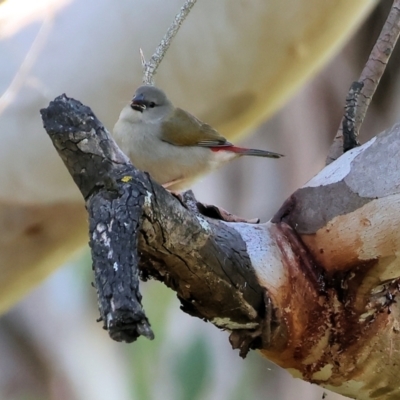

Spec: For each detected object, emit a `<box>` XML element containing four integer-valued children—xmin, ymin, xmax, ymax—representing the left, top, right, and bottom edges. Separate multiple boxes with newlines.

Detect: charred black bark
<box><xmin>41</xmin><ymin>95</ymin><xmax>154</xmax><ymax>342</ymax></box>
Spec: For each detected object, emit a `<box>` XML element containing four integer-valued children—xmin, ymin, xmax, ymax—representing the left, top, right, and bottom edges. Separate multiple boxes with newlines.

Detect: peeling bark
<box><xmin>270</xmin><ymin>124</ymin><xmax>400</xmax><ymax>399</ymax></box>
<box><xmin>41</xmin><ymin>95</ymin><xmax>400</xmax><ymax>400</ymax></box>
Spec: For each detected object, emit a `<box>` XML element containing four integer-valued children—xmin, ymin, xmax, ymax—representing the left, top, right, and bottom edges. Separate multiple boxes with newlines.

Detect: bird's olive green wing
<box><xmin>161</xmin><ymin>108</ymin><xmax>232</xmax><ymax>147</ymax></box>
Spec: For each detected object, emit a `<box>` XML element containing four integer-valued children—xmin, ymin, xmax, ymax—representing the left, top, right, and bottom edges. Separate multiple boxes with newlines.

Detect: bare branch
<box><xmin>142</xmin><ymin>0</ymin><xmax>197</xmax><ymax>85</ymax></box>
<box><xmin>139</xmin><ymin>48</ymin><xmax>146</xmax><ymax>70</ymax></box>
<box><xmin>327</xmin><ymin>0</ymin><xmax>400</xmax><ymax>164</ymax></box>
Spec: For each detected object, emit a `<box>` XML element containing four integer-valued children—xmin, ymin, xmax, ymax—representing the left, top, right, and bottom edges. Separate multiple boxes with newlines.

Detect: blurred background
<box><xmin>0</xmin><ymin>0</ymin><xmax>399</xmax><ymax>399</ymax></box>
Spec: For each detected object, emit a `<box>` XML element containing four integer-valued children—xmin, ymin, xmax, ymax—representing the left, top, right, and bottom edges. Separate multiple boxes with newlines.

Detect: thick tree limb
<box><xmin>40</xmin><ymin>95</ymin><xmax>267</xmax><ymax>347</ymax></box>
<box><xmin>41</xmin><ymin>96</ymin><xmax>154</xmax><ymax>342</ymax></box>
<box><xmin>41</xmin><ymin>95</ymin><xmax>400</xmax><ymax>400</ymax></box>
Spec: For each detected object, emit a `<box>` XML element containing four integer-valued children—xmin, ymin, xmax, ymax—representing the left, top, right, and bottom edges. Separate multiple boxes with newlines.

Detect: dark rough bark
<box><xmin>342</xmin><ymin>81</ymin><xmax>363</xmax><ymax>152</ymax></box>
<box><xmin>138</xmin><ymin>182</ymin><xmax>264</xmax><ymax>326</ymax></box>
<box><xmin>40</xmin><ymin>95</ymin><xmax>267</xmax><ymax>347</ymax></box>
<box><xmin>41</xmin><ymin>95</ymin><xmax>154</xmax><ymax>342</ymax></box>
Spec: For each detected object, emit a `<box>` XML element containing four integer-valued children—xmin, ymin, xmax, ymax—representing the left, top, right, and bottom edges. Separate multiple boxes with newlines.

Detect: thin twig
<box><xmin>326</xmin><ymin>0</ymin><xmax>400</xmax><ymax>164</ymax></box>
<box><xmin>139</xmin><ymin>48</ymin><xmax>146</xmax><ymax>70</ymax></box>
<box><xmin>142</xmin><ymin>0</ymin><xmax>197</xmax><ymax>85</ymax></box>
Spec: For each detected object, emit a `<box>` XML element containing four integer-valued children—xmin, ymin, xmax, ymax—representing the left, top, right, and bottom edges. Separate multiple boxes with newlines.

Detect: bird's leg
<box><xmin>162</xmin><ymin>178</ymin><xmax>185</xmax><ymax>189</ymax></box>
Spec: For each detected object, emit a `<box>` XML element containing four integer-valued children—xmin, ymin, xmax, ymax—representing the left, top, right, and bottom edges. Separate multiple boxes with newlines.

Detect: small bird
<box><xmin>113</xmin><ymin>85</ymin><xmax>283</xmax><ymax>191</ymax></box>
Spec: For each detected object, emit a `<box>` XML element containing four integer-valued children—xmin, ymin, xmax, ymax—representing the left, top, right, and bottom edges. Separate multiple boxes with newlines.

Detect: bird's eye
<box><xmin>149</xmin><ymin>102</ymin><xmax>156</xmax><ymax>108</ymax></box>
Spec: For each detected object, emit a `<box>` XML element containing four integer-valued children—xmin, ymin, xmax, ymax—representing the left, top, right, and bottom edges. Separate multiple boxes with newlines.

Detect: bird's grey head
<box><xmin>130</xmin><ymin>85</ymin><xmax>172</xmax><ymax>122</ymax></box>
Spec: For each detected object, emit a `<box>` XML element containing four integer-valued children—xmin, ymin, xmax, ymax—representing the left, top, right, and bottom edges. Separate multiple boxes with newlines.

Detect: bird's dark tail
<box><xmin>217</xmin><ymin>146</ymin><xmax>284</xmax><ymax>158</ymax></box>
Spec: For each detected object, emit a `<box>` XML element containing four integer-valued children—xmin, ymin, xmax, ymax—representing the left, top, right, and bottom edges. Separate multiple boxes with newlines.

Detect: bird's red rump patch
<box><xmin>210</xmin><ymin>146</ymin><xmax>243</xmax><ymax>153</ymax></box>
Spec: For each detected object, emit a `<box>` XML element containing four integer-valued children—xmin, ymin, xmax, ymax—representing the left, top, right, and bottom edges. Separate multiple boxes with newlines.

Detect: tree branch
<box><xmin>40</xmin><ymin>95</ymin><xmax>154</xmax><ymax>342</ymax></box>
<box><xmin>41</xmin><ymin>95</ymin><xmax>400</xmax><ymax>399</ymax></box>
<box><xmin>141</xmin><ymin>0</ymin><xmax>197</xmax><ymax>85</ymax></box>
<box><xmin>327</xmin><ymin>0</ymin><xmax>400</xmax><ymax>163</ymax></box>
<box><xmin>40</xmin><ymin>95</ymin><xmax>269</xmax><ymax>351</ymax></box>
